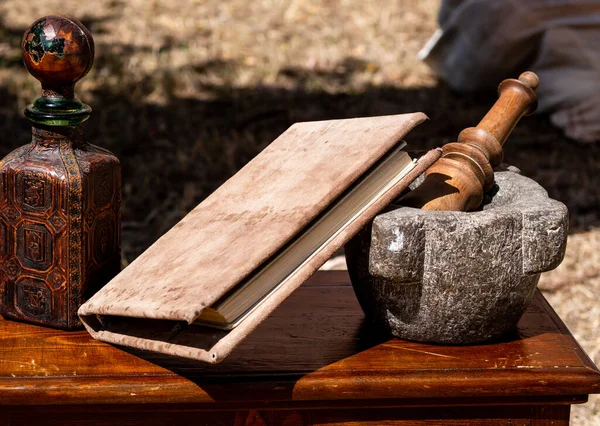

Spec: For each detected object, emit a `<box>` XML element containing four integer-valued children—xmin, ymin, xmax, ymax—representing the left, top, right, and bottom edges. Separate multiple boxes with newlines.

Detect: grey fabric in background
<box><xmin>420</xmin><ymin>0</ymin><xmax>600</xmax><ymax>142</ymax></box>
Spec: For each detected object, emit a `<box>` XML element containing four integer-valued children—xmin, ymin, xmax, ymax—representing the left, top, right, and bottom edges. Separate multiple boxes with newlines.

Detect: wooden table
<box><xmin>1</xmin><ymin>271</ymin><xmax>599</xmax><ymax>425</ymax></box>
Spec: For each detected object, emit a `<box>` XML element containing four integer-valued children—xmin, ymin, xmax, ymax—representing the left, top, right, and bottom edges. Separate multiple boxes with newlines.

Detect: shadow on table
<box><xmin>114</xmin><ymin>316</ymin><xmax>387</xmax><ymax>401</ymax></box>
<box><xmin>114</xmin><ymin>280</ymin><xmax>555</xmax><ymax>403</ymax></box>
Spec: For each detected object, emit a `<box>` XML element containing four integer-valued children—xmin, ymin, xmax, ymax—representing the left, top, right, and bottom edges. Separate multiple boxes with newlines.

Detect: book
<box><xmin>196</xmin><ymin>144</ymin><xmax>412</xmax><ymax>329</ymax></box>
<box><xmin>78</xmin><ymin>113</ymin><xmax>441</xmax><ymax>363</ymax></box>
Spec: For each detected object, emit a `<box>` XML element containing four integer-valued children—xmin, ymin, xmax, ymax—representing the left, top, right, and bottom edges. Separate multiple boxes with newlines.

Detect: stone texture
<box><xmin>345</xmin><ymin>169</ymin><xmax>568</xmax><ymax>344</ymax></box>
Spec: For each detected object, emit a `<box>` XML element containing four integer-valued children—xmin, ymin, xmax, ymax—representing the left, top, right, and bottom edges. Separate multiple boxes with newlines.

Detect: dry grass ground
<box><xmin>0</xmin><ymin>1</ymin><xmax>598</xmax><ymax>424</ymax></box>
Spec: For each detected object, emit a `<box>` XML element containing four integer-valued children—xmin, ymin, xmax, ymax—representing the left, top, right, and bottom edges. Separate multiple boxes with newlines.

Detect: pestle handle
<box><xmin>400</xmin><ymin>71</ymin><xmax>539</xmax><ymax>212</ymax></box>
<box><xmin>458</xmin><ymin>71</ymin><xmax>539</xmax><ymax>166</ymax></box>
<box><xmin>478</xmin><ymin>71</ymin><xmax>539</xmax><ymax>145</ymax></box>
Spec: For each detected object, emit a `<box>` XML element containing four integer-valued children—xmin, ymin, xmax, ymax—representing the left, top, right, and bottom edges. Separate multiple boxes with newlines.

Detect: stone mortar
<box><xmin>345</xmin><ymin>168</ymin><xmax>568</xmax><ymax>344</ymax></box>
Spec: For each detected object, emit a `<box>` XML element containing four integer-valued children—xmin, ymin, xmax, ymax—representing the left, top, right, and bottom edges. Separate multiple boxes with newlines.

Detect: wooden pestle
<box><xmin>400</xmin><ymin>71</ymin><xmax>539</xmax><ymax>212</ymax></box>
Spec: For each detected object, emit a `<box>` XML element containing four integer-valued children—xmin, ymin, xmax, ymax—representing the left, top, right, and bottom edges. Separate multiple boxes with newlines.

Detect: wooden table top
<box><xmin>1</xmin><ymin>270</ymin><xmax>599</xmax><ymax>408</ymax></box>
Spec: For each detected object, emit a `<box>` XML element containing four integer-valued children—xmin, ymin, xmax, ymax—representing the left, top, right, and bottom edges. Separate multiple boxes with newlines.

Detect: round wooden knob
<box><xmin>22</xmin><ymin>15</ymin><xmax>94</xmax><ymax>93</ymax></box>
<box><xmin>518</xmin><ymin>71</ymin><xmax>539</xmax><ymax>91</ymax></box>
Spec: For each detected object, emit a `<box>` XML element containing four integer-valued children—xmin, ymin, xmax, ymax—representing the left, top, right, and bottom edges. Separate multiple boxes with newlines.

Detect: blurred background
<box><xmin>0</xmin><ymin>1</ymin><xmax>598</xmax><ymax>424</ymax></box>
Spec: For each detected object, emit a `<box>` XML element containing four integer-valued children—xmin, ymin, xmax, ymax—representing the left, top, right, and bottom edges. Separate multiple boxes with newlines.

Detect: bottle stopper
<box><xmin>22</xmin><ymin>15</ymin><xmax>94</xmax><ymax>127</ymax></box>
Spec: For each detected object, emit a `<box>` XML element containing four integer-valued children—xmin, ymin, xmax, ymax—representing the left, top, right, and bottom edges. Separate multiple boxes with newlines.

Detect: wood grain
<box><xmin>1</xmin><ymin>271</ymin><xmax>598</xmax><ymax>424</ymax></box>
<box><xmin>1</xmin><ymin>271</ymin><xmax>599</xmax><ymax>408</ymax></box>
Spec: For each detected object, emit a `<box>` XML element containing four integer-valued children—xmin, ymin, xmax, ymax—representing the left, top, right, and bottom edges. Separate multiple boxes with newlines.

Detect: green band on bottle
<box><xmin>25</xmin><ymin>97</ymin><xmax>91</xmax><ymax>126</ymax></box>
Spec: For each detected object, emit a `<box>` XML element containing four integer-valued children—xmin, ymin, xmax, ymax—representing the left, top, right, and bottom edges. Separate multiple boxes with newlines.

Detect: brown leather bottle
<box><xmin>0</xmin><ymin>16</ymin><xmax>121</xmax><ymax>329</ymax></box>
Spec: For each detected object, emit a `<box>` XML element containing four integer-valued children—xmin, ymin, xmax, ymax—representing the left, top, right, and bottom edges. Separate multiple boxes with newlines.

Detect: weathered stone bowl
<box><xmin>345</xmin><ymin>168</ymin><xmax>568</xmax><ymax>344</ymax></box>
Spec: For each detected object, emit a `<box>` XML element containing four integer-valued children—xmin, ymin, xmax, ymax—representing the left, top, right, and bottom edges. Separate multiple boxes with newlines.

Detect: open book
<box><xmin>78</xmin><ymin>113</ymin><xmax>441</xmax><ymax>363</ymax></box>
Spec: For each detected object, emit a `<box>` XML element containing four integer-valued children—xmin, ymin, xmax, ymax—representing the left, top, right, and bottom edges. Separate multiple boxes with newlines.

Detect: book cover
<box><xmin>78</xmin><ymin>113</ymin><xmax>440</xmax><ymax>363</ymax></box>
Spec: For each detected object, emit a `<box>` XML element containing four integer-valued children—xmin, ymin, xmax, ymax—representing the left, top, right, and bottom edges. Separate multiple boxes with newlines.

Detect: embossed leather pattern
<box><xmin>0</xmin><ymin>128</ymin><xmax>121</xmax><ymax>329</ymax></box>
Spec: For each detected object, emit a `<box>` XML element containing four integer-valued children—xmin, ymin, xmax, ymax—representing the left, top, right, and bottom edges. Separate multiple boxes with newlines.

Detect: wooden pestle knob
<box><xmin>400</xmin><ymin>72</ymin><xmax>539</xmax><ymax>212</ymax></box>
<box><xmin>22</xmin><ymin>16</ymin><xmax>94</xmax><ymax>126</ymax></box>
